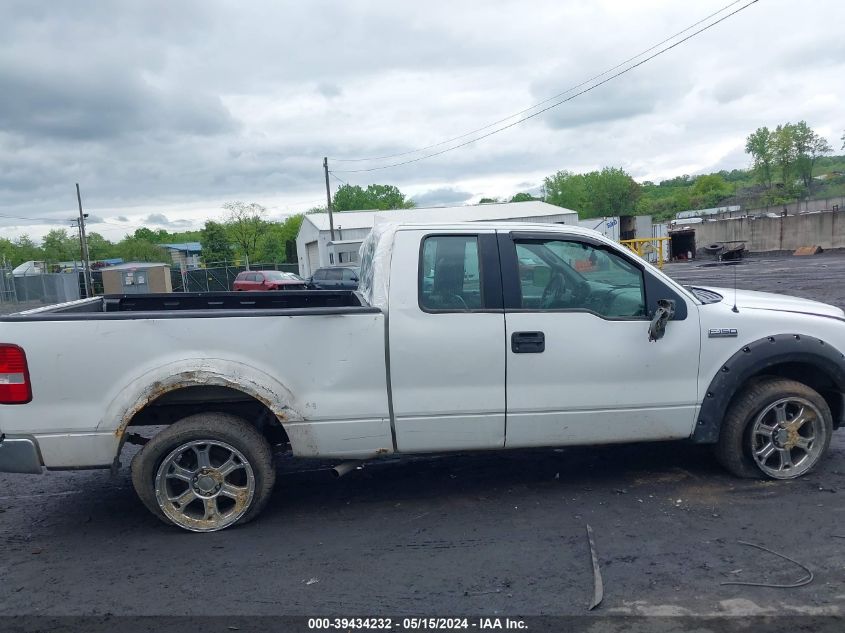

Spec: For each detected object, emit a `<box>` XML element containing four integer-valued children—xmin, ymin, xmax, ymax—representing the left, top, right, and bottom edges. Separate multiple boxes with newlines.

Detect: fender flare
<box><xmin>100</xmin><ymin>358</ymin><xmax>303</xmax><ymax>441</ymax></box>
<box><xmin>692</xmin><ymin>333</ymin><xmax>845</xmax><ymax>443</ymax></box>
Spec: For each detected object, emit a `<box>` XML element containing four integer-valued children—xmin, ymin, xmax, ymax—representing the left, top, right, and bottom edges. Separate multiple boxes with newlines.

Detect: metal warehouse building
<box><xmin>295</xmin><ymin>200</ymin><xmax>579</xmax><ymax>278</ymax></box>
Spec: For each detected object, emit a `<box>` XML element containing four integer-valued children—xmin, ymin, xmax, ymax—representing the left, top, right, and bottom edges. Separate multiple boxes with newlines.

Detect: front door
<box><xmin>500</xmin><ymin>231</ymin><xmax>701</xmax><ymax>447</ymax></box>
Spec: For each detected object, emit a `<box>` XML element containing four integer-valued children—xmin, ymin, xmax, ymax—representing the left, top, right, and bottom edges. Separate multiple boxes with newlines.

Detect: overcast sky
<box><xmin>1</xmin><ymin>0</ymin><xmax>843</xmax><ymax>241</ymax></box>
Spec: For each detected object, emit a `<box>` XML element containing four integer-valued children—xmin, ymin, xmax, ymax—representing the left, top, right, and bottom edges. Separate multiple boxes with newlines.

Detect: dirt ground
<box><xmin>1</xmin><ymin>252</ymin><xmax>844</xmax><ymax>622</ymax></box>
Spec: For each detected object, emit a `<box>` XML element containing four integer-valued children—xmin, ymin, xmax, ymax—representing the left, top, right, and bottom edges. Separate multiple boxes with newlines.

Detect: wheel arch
<box><xmin>692</xmin><ymin>333</ymin><xmax>845</xmax><ymax>443</ymax></box>
<box><xmin>101</xmin><ymin>359</ymin><xmax>303</xmax><ymax>456</ymax></box>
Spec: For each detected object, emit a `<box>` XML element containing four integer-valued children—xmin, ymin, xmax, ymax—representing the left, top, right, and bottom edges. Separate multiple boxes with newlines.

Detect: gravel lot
<box><xmin>1</xmin><ymin>253</ymin><xmax>844</xmax><ymax>621</ymax></box>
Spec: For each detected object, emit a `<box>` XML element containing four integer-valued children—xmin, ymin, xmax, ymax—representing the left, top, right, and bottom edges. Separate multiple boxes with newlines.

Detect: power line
<box><xmin>331</xmin><ymin>0</ymin><xmax>759</xmax><ymax>174</ymax></box>
<box><xmin>0</xmin><ymin>212</ymin><xmax>68</xmax><ymax>223</ymax></box>
<box><xmin>330</xmin><ymin>0</ymin><xmax>745</xmax><ymax>164</ymax></box>
<box><xmin>328</xmin><ymin>171</ymin><xmax>348</xmax><ymax>185</ymax></box>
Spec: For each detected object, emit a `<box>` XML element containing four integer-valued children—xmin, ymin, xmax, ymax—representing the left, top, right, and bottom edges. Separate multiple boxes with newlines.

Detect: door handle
<box><xmin>511</xmin><ymin>331</ymin><xmax>545</xmax><ymax>353</ymax></box>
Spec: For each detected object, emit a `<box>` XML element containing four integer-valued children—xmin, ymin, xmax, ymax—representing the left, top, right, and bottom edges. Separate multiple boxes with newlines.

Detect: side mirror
<box><xmin>648</xmin><ymin>299</ymin><xmax>676</xmax><ymax>342</ymax></box>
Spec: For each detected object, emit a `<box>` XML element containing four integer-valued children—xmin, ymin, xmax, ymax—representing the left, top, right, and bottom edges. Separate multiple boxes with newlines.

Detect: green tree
<box><xmin>691</xmin><ymin>174</ymin><xmax>731</xmax><ymax>207</ymax></box>
<box><xmin>543</xmin><ymin>170</ymin><xmax>588</xmax><ymax>212</ymax></box>
<box><xmin>254</xmin><ymin>214</ymin><xmax>304</xmax><ymax>263</ymax></box>
<box><xmin>114</xmin><ymin>237</ymin><xmax>168</xmax><ymax>263</ymax></box>
<box><xmin>745</xmin><ymin>126</ymin><xmax>775</xmax><ymax>188</ymax></box>
<box><xmin>0</xmin><ymin>237</ymin><xmax>19</xmax><ymax>266</ymax></box>
<box><xmin>133</xmin><ymin>227</ymin><xmax>166</xmax><ymax>242</ymax></box>
<box><xmin>12</xmin><ymin>235</ymin><xmax>43</xmax><ymax>265</ymax></box>
<box><xmin>223</xmin><ymin>201</ymin><xmax>267</xmax><ymax>261</ymax></box>
<box><xmin>41</xmin><ymin>229</ymin><xmax>77</xmax><ymax>263</ymax></box>
<box><xmin>86</xmin><ymin>232</ymin><xmax>115</xmax><ymax>261</ymax></box>
<box><xmin>509</xmin><ymin>192</ymin><xmax>537</xmax><ymax>202</ymax></box>
<box><xmin>772</xmin><ymin>123</ymin><xmax>797</xmax><ymax>188</ymax></box>
<box><xmin>478</xmin><ymin>197</ymin><xmax>500</xmax><ymax>204</ymax></box>
<box><xmin>581</xmin><ymin>167</ymin><xmax>641</xmax><ymax>218</ymax></box>
<box><xmin>333</xmin><ymin>184</ymin><xmax>415</xmax><ymax>211</ymax></box>
<box><xmin>200</xmin><ymin>220</ymin><xmax>234</xmax><ymax>264</ymax></box>
<box><xmin>791</xmin><ymin>121</ymin><xmax>832</xmax><ymax>190</ymax></box>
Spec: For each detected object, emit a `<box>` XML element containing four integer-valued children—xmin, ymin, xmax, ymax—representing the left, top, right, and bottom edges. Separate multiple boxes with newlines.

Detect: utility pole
<box><xmin>323</xmin><ymin>156</ymin><xmax>335</xmax><ymax>241</ymax></box>
<box><xmin>75</xmin><ymin>183</ymin><xmax>93</xmax><ymax>297</ymax></box>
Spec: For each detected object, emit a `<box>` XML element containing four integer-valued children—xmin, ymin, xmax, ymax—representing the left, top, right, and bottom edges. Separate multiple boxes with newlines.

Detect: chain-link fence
<box><xmin>171</xmin><ymin>262</ymin><xmax>299</xmax><ymax>293</ymax></box>
<box><xmin>0</xmin><ymin>260</ymin><xmax>300</xmax><ymax>309</ymax></box>
<box><xmin>3</xmin><ymin>272</ymin><xmax>81</xmax><ymax>305</ymax></box>
<box><xmin>0</xmin><ymin>265</ymin><xmax>18</xmax><ymax>304</ymax></box>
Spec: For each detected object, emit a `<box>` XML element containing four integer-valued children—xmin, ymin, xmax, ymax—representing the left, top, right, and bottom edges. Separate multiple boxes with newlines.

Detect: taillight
<box><xmin>0</xmin><ymin>344</ymin><xmax>32</xmax><ymax>404</ymax></box>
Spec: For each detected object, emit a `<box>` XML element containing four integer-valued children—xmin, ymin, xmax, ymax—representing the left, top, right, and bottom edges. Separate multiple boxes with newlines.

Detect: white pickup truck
<box><xmin>2</xmin><ymin>222</ymin><xmax>844</xmax><ymax>531</ymax></box>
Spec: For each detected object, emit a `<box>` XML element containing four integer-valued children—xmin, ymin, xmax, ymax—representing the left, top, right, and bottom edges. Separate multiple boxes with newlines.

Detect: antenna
<box><xmin>731</xmin><ymin>263</ymin><xmax>739</xmax><ymax>313</ymax></box>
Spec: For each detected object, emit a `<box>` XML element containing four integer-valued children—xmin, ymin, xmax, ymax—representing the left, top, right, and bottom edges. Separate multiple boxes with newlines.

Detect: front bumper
<box><xmin>0</xmin><ymin>435</ymin><xmax>43</xmax><ymax>474</ymax></box>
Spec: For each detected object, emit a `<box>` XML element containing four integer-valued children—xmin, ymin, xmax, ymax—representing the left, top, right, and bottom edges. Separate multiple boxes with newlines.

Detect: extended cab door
<box><xmin>499</xmin><ymin>231</ymin><xmax>701</xmax><ymax>447</ymax></box>
<box><xmin>388</xmin><ymin>229</ymin><xmax>506</xmax><ymax>452</ymax></box>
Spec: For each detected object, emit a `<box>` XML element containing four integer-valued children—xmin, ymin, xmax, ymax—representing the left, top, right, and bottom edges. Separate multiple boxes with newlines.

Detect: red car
<box><xmin>232</xmin><ymin>270</ymin><xmax>306</xmax><ymax>291</ymax></box>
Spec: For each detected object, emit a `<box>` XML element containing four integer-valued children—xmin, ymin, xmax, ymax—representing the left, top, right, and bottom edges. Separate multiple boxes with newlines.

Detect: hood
<box><xmin>697</xmin><ymin>286</ymin><xmax>845</xmax><ymax>320</ymax></box>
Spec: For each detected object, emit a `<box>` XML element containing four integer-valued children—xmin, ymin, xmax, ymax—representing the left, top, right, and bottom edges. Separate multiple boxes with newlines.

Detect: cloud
<box><xmin>411</xmin><ymin>187</ymin><xmax>474</xmax><ymax>207</ymax></box>
<box><xmin>0</xmin><ymin>0</ymin><xmax>843</xmax><ymax>240</ymax></box>
<box><xmin>316</xmin><ymin>82</ymin><xmax>342</xmax><ymax>99</ymax></box>
<box><xmin>144</xmin><ymin>213</ymin><xmax>192</xmax><ymax>228</ymax></box>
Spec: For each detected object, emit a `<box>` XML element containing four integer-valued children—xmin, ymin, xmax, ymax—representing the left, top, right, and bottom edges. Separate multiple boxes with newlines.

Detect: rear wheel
<box><xmin>715</xmin><ymin>377</ymin><xmax>832</xmax><ymax>479</ymax></box>
<box><xmin>130</xmin><ymin>413</ymin><xmax>275</xmax><ymax>532</ymax></box>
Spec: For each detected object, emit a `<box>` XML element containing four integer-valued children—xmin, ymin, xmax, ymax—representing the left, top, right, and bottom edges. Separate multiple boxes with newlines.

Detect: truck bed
<box><xmin>0</xmin><ymin>290</ymin><xmax>377</xmax><ymax>321</ymax></box>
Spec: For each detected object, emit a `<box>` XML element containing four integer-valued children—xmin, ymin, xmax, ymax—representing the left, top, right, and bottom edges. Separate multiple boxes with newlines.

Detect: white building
<box><xmin>295</xmin><ymin>201</ymin><xmax>579</xmax><ymax>277</ymax></box>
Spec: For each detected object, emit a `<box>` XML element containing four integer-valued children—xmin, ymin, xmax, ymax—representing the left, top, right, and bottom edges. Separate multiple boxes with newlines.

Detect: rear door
<box><xmin>388</xmin><ymin>229</ymin><xmax>506</xmax><ymax>452</ymax></box>
<box><xmin>499</xmin><ymin>230</ymin><xmax>701</xmax><ymax>447</ymax></box>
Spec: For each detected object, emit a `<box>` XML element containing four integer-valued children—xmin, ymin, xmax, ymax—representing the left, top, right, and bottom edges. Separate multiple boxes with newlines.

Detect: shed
<box><xmin>102</xmin><ymin>262</ymin><xmax>173</xmax><ymax>294</ymax></box>
<box><xmin>161</xmin><ymin>242</ymin><xmax>202</xmax><ymax>270</ymax></box>
<box><xmin>295</xmin><ymin>201</ymin><xmax>579</xmax><ymax>278</ymax></box>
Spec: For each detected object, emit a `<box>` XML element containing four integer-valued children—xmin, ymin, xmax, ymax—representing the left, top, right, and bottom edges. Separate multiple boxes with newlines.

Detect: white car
<box><xmin>1</xmin><ymin>222</ymin><xmax>843</xmax><ymax>531</ymax></box>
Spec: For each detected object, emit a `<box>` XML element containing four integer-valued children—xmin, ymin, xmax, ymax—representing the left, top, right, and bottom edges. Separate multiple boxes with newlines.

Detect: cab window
<box><xmin>514</xmin><ymin>239</ymin><xmax>646</xmax><ymax>318</ymax></box>
<box><xmin>419</xmin><ymin>236</ymin><xmax>482</xmax><ymax>311</ymax></box>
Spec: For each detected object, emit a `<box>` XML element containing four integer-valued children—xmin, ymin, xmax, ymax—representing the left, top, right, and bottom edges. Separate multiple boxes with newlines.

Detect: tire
<box><xmin>130</xmin><ymin>413</ymin><xmax>275</xmax><ymax>532</ymax></box>
<box><xmin>715</xmin><ymin>377</ymin><xmax>833</xmax><ymax>479</ymax></box>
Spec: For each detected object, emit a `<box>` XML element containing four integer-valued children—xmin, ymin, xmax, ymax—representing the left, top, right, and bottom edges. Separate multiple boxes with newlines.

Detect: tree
<box><xmin>691</xmin><ymin>174</ymin><xmax>731</xmax><ymax>207</ymax></box>
<box><xmin>41</xmin><ymin>229</ymin><xmax>77</xmax><ymax>263</ymax></box>
<box><xmin>509</xmin><ymin>192</ymin><xmax>538</xmax><ymax>202</ymax></box>
<box><xmin>223</xmin><ymin>201</ymin><xmax>267</xmax><ymax>262</ymax></box>
<box><xmin>543</xmin><ymin>170</ymin><xmax>588</xmax><ymax>213</ymax></box>
<box><xmin>772</xmin><ymin>124</ymin><xmax>798</xmax><ymax>188</ymax></box>
<box><xmin>478</xmin><ymin>197</ymin><xmax>500</xmax><ymax>204</ymax></box>
<box><xmin>133</xmin><ymin>227</ymin><xmax>166</xmax><ymax>243</ymax></box>
<box><xmin>200</xmin><ymin>220</ymin><xmax>233</xmax><ymax>264</ymax></box>
<box><xmin>86</xmin><ymin>232</ymin><xmax>115</xmax><ymax>261</ymax></box>
<box><xmin>745</xmin><ymin>127</ymin><xmax>775</xmax><ymax>188</ymax></box>
<box><xmin>333</xmin><ymin>184</ymin><xmax>414</xmax><ymax>211</ymax></box>
<box><xmin>114</xmin><ymin>236</ymin><xmax>168</xmax><ymax>262</ymax></box>
<box><xmin>251</xmin><ymin>214</ymin><xmax>304</xmax><ymax>263</ymax></box>
<box><xmin>581</xmin><ymin>167</ymin><xmax>641</xmax><ymax>218</ymax></box>
<box><xmin>791</xmin><ymin>121</ymin><xmax>831</xmax><ymax>190</ymax></box>
<box><xmin>13</xmin><ymin>235</ymin><xmax>41</xmax><ymax>265</ymax></box>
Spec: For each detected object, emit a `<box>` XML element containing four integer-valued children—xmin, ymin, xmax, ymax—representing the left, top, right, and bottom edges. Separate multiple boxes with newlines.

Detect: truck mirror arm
<box><xmin>648</xmin><ymin>299</ymin><xmax>676</xmax><ymax>342</ymax></box>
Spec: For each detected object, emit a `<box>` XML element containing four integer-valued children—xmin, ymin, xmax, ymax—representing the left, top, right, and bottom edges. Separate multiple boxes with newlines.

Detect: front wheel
<box><xmin>715</xmin><ymin>377</ymin><xmax>833</xmax><ymax>479</ymax></box>
<box><xmin>130</xmin><ymin>413</ymin><xmax>276</xmax><ymax>532</ymax></box>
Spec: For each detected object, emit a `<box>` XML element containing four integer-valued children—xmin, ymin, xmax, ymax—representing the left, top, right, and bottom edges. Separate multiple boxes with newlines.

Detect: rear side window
<box><xmin>419</xmin><ymin>235</ymin><xmax>482</xmax><ymax>312</ymax></box>
<box><xmin>313</xmin><ymin>270</ymin><xmax>326</xmax><ymax>280</ymax></box>
<box><xmin>327</xmin><ymin>269</ymin><xmax>343</xmax><ymax>280</ymax></box>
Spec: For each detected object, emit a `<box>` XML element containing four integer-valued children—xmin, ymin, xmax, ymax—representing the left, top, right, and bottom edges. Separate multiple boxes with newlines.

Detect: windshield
<box><xmin>262</xmin><ymin>271</ymin><xmax>299</xmax><ymax>281</ymax></box>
